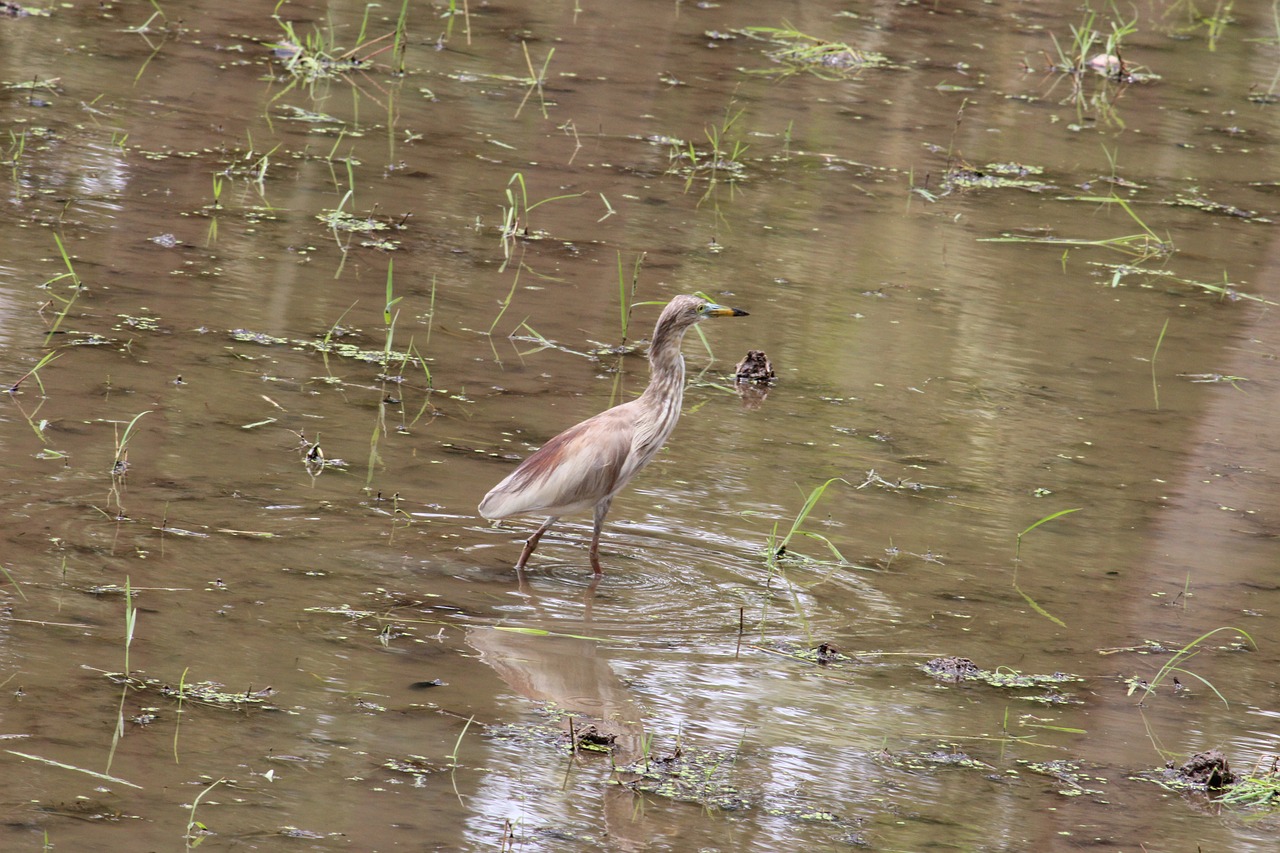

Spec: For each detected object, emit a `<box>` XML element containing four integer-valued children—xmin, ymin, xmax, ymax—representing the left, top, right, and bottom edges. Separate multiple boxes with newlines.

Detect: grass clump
<box><xmin>982</xmin><ymin>194</ymin><xmax>1172</xmax><ymax>262</ymax></box>
<box><xmin>1219</xmin><ymin>757</ymin><xmax>1280</xmax><ymax>807</ymax></box>
<box><xmin>619</xmin><ymin>739</ymin><xmax>747</xmax><ymax>811</ymax></box>
<box><xmin>741</xmin><ymin>24</ymin><xmax>890</xmax><ymax>79</ymax></box>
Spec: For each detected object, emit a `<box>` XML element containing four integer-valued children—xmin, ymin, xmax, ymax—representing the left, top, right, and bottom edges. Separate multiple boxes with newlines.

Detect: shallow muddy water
<box><xmin>2</xmin><ymin>0</ymin><xmax>1280</xmax><ymax>850</ymax></box>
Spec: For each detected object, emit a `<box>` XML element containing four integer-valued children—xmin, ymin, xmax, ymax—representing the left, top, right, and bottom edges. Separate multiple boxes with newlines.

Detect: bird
<box><xmin>479</xmin><ymin>294</ymin><xmax>749</xmax><ymax>575</ymax></box>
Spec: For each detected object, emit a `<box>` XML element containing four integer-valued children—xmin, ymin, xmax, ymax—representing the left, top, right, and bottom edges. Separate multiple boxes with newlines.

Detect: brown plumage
<box><xmin>479</xmin><ymin>294</ymin><xmax>748</xmax><ymax>574</ymax></box>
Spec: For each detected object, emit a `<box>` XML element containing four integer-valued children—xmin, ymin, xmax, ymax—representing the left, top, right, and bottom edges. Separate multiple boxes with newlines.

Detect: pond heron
<box><xmin>479</xmin><ymin>294</ymin><xmax>749</xmax><ymax>574</ymax></box>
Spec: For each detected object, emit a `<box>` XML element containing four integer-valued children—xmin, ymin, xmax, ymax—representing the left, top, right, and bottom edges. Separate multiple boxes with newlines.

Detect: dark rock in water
<box><xmin>734</xmin><ymin>349</ymin><xmax>775</xmax><ymax>384</ymax></box>
<box><xmin>1</xmin><ymin>2</ymin><xmax>28</xmax><ymax>17</ymax></box>
<box><xmin>1172</xmin><ymin>749</ymin><xmax>1235</xmax><ymax>788</ymax></box>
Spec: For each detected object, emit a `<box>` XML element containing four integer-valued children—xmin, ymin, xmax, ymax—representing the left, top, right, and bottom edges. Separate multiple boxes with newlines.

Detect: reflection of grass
<box><xmin>1164</xmin><ymin>0</ymin><xmax>1234</xmax><ymax>51</ymax></box>
<box><xmin>3</xmin><ymin>127</ymin><xmax>26</xmax><ymax>182</ymax></box>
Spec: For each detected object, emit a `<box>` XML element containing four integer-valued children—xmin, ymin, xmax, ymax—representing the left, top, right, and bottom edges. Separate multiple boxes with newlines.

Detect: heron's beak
<box><xmin>701</xmin><ymin>303</ymin><xmax>749</xmax><ymax>318</ymax></box>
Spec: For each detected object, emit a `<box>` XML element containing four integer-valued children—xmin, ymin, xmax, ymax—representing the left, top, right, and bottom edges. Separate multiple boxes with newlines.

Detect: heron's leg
<box><xmin>589</xmin><ymin>498</ymin><xmax>613</xmax><ymax>575</ymax></box>
<box><xmin>516</xmin><ymin>516</ymin><xmax>558</xmax><ymax>570</ymax></box>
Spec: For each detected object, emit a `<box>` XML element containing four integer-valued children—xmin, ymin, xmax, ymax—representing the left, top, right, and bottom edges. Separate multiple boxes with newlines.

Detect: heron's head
<box><xmin>662</xmin><ymin>294</ymin><xmax>749</xmax><ymax>329</ymax></box>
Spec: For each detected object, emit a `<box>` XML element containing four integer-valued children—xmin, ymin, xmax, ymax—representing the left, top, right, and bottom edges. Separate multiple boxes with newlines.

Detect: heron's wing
<box><xmin>478</xmin><ymin>404</ymin><xmax>638</xmax><ymax>519</ymax></box>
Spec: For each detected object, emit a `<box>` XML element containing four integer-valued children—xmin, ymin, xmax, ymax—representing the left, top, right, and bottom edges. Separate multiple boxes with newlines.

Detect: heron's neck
<box><xmin>639</xmin><ymin>324</ymin><xmax>688</xmax><ymax>404</ymax></box>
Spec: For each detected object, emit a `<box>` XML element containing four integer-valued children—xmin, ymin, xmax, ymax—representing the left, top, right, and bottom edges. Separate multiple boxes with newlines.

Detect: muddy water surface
<box><xmin>2</xmin><ymin>1</ymin><xmax>1280</xmax><ymax>850</ymax></box>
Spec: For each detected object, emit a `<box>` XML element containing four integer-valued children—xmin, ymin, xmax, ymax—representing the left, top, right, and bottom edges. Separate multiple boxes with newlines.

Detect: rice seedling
<box><xmin>206</xmin><ymin>173</ymin><xmax>222</xmax><ymax>244</ymax></box>
<box><xmin>447</xmin><ymin>715</ymin><xmax>475</xmax><ymax>767</ymax></box>
<box><xmin>1046</xmin><ymin>7</ymin><xmax>1102</xmax><ymax>76</ymax></box>
<box><xmin>1034</xmin><ymin>5</ymin><xmax>1155</xmax><ymax>127</ymax></box>
<box><xmin>127</xmin><ymin>0</ymin><xmax>166</xmax><ymax>33</ymax></box>
<box><xmin>1012</xmin><ymin>508</ymin><xmax>1081</xmax><ymax>627</ymax></box>
<box><xmin>0</xmin><ymin>563</ymin><xmax>26</xmax><ymax>601</ymax></box>
<box><xmin>41</xmin><ymin>233</ymin><xmax>85</xmax><ymax>342</ymax></box>
<box><xmin>185</xmin><ymin>777</ymin><xmax>224</xmax><ymax>849</ymax></box>
<box><xmin>440</xmin><ymin>0</ymin><xmax>471</xmax><ymax>46</ymax></box>
<box><xmin>497</xmin><ymin>172</ymin><xmax>583</xmax><ymax>262</ymax></box>
<box><xmin>111</xmin><ymin>410</ymin><xmax>154</xmax><ymax>481</ymax></box>
<box><xmin>391</xmin><ymin>0</ymin><xmax>411</xmax><ymax>74</ymax></box>
<box><xmin>105</xmin><ymin>577</ymin><xmax>138</xmax><ymax>774</ymax></box>
<box><xmin>1130</xmin><ymin>626</ymin><xmax>1256</xmax><ymax>707</ymax></box>
<box><xmin>172</xmin><ymin>666</ymin><xmax>189</xmax><ymax>763</ymax></box>
<box><xmin>3</xmin><ymin>127</ymin><xmax>26</xmax><ymax>182</ymax></box>
<box><xmin>423</xmin><ymin>274</ymin><xmax>437</xmax><ymax>347</ymax></box>
<box><xmin>318</xmin><ymin>301</ymin><xmax>358</xmax><ymax>378</ymax></box>
<box><xmin>7</xmin><ymin>349</ymin><xmax>60</xmax><ymax>397</ymax></box>
<box><xmin>129</xmin><ymin>24</ymin><xmax>175</xmax><ymax>85</ymax></box>
<box><xmin>1150</xmin><ymin>318</ymin><xmax>1169</xmax><ymax>409</ymax></box>
<box><xmin>981</xmin><ymin>193</ymin><xmax>1172</xmax><ymax>262</ymax></box>
<box><xmin>508</xmin><ymin>321</ymin><xmax>571</xmax><ymax>359</ymax></box>
<box><xmin>560</xmin><ymin>119</ymin><xmax>584</xmax><ymax>166</ymax></box>
<box><xmin>365</xmin><ymin>260</ymin><xmax>407</xmax><ymax>486</ymax></box>
<box><xmin>489</xmin><ymin>258</ymin><xmax>524</xmax><ymax>335</ymax></box>
<box><xmin>382</xmin><ymin>259</ymin><xmax>403</xmax><ymax>333</ymax></box>
<box><xmin>122</xmin><ymin>577</ymin><xmax>137</xmax><ymax>677</ymax></box>
<box><xmin>767</xmin><ymin>477</ymin><xmax>850</xmax><ymax>564</ymax></box>
<box><xmin>666</xmin><ymin>101</ymin><xmax>750</xmax><ymax>198</ymax></box>
<box><xmin>268</xmin><ymin>11</ymin><xmax>370</xmax><ymax>83</ymax></box>
<box><xmin>514</xmin><ymin>41</ymin><xmax>555</xmax><ymax>119</ymax></box>
<box><xmin>1014</xmin><ymin>508</ymin><xmax>1081</xmax><ymax>563</ymax></box>
<box><xmin>615</xmin><ymin>251</ymin><xmax>643</xmax><ymax>347</ymax></box>
<box><xmin>596</xmin><ymin>191</ymin><xmax>615</xmax><ymax>222</ymax></box>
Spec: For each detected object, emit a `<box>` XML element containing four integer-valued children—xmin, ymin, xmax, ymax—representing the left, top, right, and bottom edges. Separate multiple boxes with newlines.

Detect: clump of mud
<box><xmin>734</xmin><ymin>350</ymin><xmax>775</xmax><ymax>384</ymax></box>
<box><xmin>923</xmin><ymin>656</ymin><xmax>981</xmax><ymax>681</ymax></box>
<box><xmin>1170</xmin><ymin>750</ymin><xmax>1235</xmax><ymax>789</ymax></box>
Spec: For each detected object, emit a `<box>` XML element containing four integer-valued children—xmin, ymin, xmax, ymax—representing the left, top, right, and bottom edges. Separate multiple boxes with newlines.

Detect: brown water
<box><xmin>2</xmin><ymin>0</ymin><xmax>1279</xmax><ymax>850</ymax></box>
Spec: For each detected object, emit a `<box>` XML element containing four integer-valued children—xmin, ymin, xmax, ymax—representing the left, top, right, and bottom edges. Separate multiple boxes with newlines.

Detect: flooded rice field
<box><xmin>2</xmin><ymin>0</ymin><xmax>1280</xmax><ymax>849</ymax></box>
